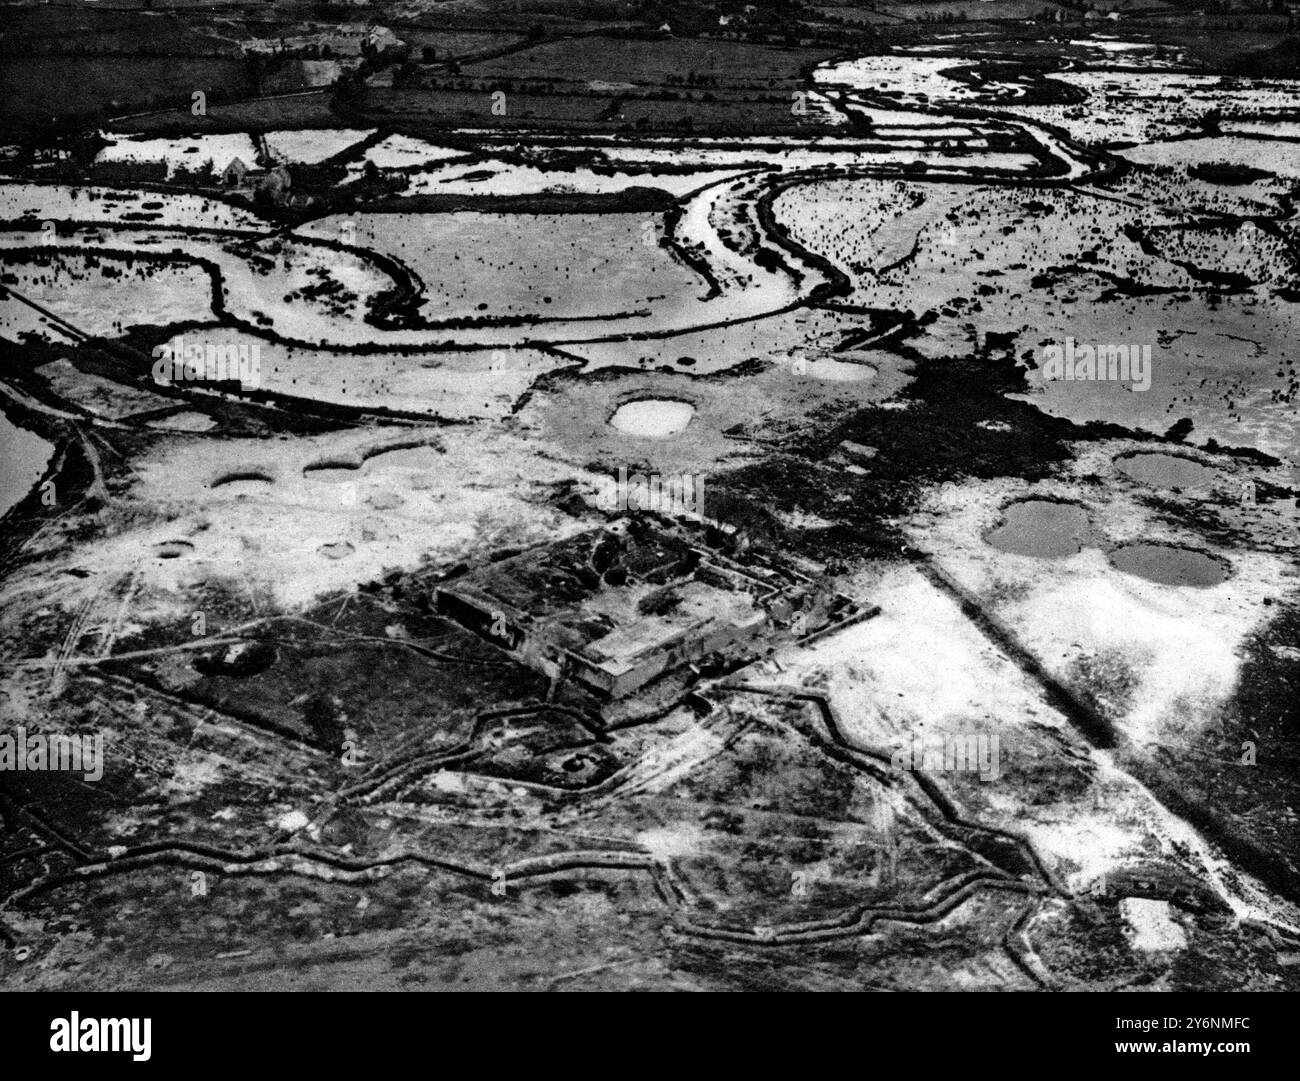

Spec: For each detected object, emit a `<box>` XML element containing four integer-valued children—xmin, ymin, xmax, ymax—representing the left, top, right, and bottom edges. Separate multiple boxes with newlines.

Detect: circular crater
<box><xmin>148</xmin><ymin>411</ymin><xmax>215</xmax><ymax>433</ymax></box>
<box><xmin>984</xmin><ymin>499</ymin><xmax>1092</xmax><ymax>558</ymax></box>
<box><xmin>318</xmin><ymin>541</ymin><xmax>355</xmax><ymax>560</ymax></box>
<box><xmin>798</xmin><ymin>356</ymin><xmax>877</xmax><ymax>383</ymax></box>
<box><xmin>609</xmin><ymin>398</ymin><xmax>695</xmax><ymax>438</ymax></box>
<box><xmin>1109</xmin><ymin>543</ymin><xmax>1229</xmax><ymax>588</ymax></box>
<box><xmin>535</xmin><ymin>745</ymin><xmax>620</xmax><ymax>790</ymax></box>
<box><xmin>362</xmin><ymin>444</ymin><xmax>442</xmax><ymax>472</ymax></box>
<box><xmin>303</xmin><ymin>463</ymin><xmax>359</xmax><ymax>483</ymax></box>
<box><xmin>1116</xmin><ymin>452</ymin><xmax>1215</xmax><ymax>491</ymax></box>
<box><xmin>153</xmin><ymin>540</ymin><xmax>194</xmax><ymax>560</ymax></box>
<box><xmin>210</xmin><ymin>471</ymin><xmax>273</xmax><ymax>497</ymax></box>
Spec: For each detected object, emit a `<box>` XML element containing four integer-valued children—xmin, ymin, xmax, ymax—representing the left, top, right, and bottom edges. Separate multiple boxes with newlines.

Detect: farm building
<box><xmin>222</xmin><ymin>157</ymin><xmax>250</xmax><ymax>186</ymax></box>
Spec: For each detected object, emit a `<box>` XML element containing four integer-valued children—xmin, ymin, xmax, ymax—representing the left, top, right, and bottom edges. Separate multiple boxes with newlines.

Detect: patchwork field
<box><xmin>299</xmin><ymin>211</ymin><xmax>705</xmax><ymax>324</ymax></box>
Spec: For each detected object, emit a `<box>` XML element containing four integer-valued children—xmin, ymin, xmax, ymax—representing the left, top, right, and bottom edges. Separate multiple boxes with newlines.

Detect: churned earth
<box><xmin>1</xmin><ymin>21</ymin><xmax>1298</xmax><ymax>990</ymax></box>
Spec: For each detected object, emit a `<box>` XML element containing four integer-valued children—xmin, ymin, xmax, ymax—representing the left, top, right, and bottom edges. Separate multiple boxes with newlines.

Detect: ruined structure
<box><xmin>435</xmin><ymin>519</ymin><xmax>872</xmax><ymax>708</ymax></box>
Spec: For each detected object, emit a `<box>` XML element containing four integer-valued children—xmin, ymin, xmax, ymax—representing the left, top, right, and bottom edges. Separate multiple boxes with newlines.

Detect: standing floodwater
<box><xmin>0</xmin><ymin>409</ymin><xmax>54</xmax><ymax>519</ymax></box>
<box><xmin>1109</xmin><ymin>543</ymin><xmax>1228</xmax><ymax>587</ymax></box>
<box><xmin>1116</xmin><ymin>452</ymin><xmax>1215</xmax><ymax>490</ymax></box>
<box><xmin>984</xmin><ymin>499</ymin><xmax>1092</xmax><ymax>558</ymax></box>
<box><xmin>609</xmin><ymin>399</ymin><xmax>696</xmax><ymax>438</ymax></box>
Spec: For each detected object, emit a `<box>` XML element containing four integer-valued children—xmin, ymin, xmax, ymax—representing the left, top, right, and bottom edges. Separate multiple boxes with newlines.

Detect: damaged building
<box><xmin>434</xmin><ymin>519</ymin><xmax>874</xmax><ymax>711</ymax></box>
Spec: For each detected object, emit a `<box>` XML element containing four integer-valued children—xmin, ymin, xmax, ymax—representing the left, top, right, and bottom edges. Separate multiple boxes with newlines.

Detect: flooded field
<box><xmin>1119</xmin><ymin>136</ymin><xmax>1300</xmax><ymax>180</ymax></box>
<box><xmin>299</xmin><ymin>210</ymin><xmax>704</xmax><ymax>324</ymax></box>
<box><xmin>2</xmin><ymin>13</ymin><xmax>1299</xmax><ymax>997</ymax></box>
<box><xmin>0</xmin><ymin>409</ymin><xmax>53</xmax><ymax>518</ymax></box>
